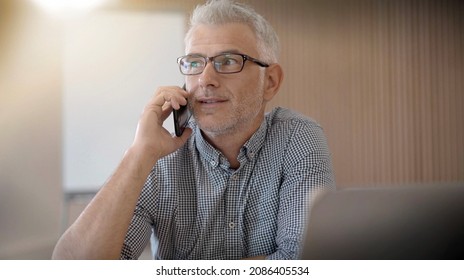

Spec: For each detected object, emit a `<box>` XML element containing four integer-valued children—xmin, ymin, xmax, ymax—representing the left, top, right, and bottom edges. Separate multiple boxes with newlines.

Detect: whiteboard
<box><xmin>63</xmin><ymin>11</ymin><xmax>185</xmax><ymax>192</ymax></box>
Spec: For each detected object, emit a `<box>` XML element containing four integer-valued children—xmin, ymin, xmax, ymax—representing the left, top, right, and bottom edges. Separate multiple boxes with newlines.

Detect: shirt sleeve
<box><xmin>266</xmin><ymin>119</ymin><xmax>335</xmax><ymax>260</ymax></box>
<box><xmin>120</xmin><ymin>173</ymin><xmax>158</xmax><ymax>260</ymax></box>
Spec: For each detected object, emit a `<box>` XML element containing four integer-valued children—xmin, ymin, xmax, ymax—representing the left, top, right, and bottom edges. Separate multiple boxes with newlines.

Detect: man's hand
<box><xmin>132</xmin><ymin>85</ymin><xmax>192</xmax><ymax>163</ymax></box>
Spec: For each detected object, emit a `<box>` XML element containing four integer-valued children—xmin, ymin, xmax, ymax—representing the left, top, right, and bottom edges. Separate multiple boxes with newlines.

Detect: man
<box><xmin>53</xmin><ymin>0</ymin><xmax>335</xmax><ymax>260</ymax></box>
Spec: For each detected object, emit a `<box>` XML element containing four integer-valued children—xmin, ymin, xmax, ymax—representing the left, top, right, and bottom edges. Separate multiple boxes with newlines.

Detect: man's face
<box><xmin>185</xmin><ymin>23</ymin><xmax>267</xmax><ymax>137</ymax></box>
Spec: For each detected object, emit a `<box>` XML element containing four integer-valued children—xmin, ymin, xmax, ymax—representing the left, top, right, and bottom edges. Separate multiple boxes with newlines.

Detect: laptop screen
<box><xmin>300</xmin><ymin>183</ymin><xmax>464</xmax><ymax>259</ymax></box>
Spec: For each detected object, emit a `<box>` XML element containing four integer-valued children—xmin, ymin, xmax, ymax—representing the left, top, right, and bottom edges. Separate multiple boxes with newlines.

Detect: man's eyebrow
<box><xmin>219</xmin><ymin>49</ymin><xmax>241</xmax><ymax>54</ymax></box>
<box><xmin>186</xmin><ymin>50</ymin><xmax>243</xmax><ymax>57</ymax></box>
<box><xmin>186</xmin><ymin>52</ymin><xmax>205</xmax><ymax>56</ymax></box>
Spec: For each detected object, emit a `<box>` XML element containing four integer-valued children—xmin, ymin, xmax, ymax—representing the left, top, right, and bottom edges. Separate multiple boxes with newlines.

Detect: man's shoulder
<box><xmin>266</xmin><ymin>107</ymin><xmax>321</xmax><ymax>130</ymax></box>
<box><xmin>264</xmin><ymin>107</ymin><xmax>328</xmax><ymax>153</ymax></box>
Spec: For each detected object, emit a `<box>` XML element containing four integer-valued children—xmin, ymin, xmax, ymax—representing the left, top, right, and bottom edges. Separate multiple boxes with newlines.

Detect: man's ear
<box><xmin>263</xmin><ymin>63</ymin><xmax>284</xmax><ymax>101</ymax></box>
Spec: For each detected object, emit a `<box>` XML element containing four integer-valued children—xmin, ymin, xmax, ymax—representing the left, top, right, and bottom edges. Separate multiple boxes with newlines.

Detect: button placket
<box><xmin>248</xmin><ymin>150</ymin><xmax>255</xmax><ymax>159</ymax></box>
<box><xmin>227</xmin><ymin>173</ymin><xmax>239</xmax><ymax>231</ymax></box>
<box><xmin>224</xmin><ymin>169</ymin><xmax>242</xmax><ymax>258</ymax></box>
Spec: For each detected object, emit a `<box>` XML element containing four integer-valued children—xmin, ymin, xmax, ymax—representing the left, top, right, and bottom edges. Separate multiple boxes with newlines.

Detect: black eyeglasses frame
<box><xmin>176</xmin><ymin>52</ymin><xmax>270</xmax><ymax>75</ymax></box>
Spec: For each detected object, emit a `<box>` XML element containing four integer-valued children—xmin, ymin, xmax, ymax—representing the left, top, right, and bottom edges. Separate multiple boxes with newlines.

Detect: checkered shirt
<box><xmin>120</xmin><ymin>107</ymin><xmax>335</xmax><ymax>259</ymax></box>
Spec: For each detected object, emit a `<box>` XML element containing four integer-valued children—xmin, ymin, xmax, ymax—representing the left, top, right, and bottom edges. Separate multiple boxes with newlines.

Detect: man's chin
<box><xmin>197</xmin><ymin>120</ymin><xmax>234</xmax><ymax>137</ymax></box>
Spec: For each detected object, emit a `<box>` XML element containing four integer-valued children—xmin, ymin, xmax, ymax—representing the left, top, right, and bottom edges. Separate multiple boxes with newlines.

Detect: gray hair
<box><xmin>185</xmin><ymin>0</ymin><xmax>280</xmax><ymax>63</ymax></box>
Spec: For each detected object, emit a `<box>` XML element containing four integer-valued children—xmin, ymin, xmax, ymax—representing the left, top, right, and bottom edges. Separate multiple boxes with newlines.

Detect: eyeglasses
<box><xmin>177</xmin><ymin>53</ymin><xmax>269</xmax><ymax>75</ymax></box>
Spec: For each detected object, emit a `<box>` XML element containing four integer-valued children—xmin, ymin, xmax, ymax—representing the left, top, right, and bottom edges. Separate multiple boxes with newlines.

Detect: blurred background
<box><xmin>0</xmin><ymin>0</ymin><xmax>463</xmax><ymax>259</ymax></box>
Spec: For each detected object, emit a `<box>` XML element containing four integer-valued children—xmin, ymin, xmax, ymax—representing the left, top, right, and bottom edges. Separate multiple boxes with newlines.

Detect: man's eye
<box><xmin>223</xmin><ymin>58</ymin><xmax>238</xmax><ymax>65</ymax></box>
<box><xmin>186</xmin><ymin>60</ymin><xmax>205</xmax><ymax>69</ymax></box>
<box><xmin>222</xmin><ymin>57</ymin><xmax>240</xmax><ymax>65</ymax></box>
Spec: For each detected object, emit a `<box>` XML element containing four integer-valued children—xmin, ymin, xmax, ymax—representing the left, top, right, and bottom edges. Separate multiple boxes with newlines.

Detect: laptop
<box><xmin>300</xmin><ymin>183</ymin><xmax>464</xmax><ymax>259</ymax></box>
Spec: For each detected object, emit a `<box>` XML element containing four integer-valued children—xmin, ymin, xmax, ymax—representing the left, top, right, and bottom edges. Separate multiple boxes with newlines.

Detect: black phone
<box><xmin>173</xmin><ymin>84</ymin><xmax>192</xmax><ymax>137</ymax></box>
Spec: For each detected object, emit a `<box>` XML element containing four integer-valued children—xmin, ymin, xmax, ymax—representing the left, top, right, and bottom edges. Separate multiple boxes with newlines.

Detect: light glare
<box><xmin>31</xmin><ymin>0</ymin><xmax>108</xmax><ymax>16</ymax></box>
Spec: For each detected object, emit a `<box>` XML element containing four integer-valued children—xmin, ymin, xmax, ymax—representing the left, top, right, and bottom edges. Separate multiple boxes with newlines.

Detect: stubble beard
<box><xmin>193</xmin><ymin>71</ymin><xmax>266</xmax><ymax>137</ymax></box>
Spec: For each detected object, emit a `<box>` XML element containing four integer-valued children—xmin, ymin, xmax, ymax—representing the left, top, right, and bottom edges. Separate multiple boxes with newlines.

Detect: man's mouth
<box><xmin>194</xmin><ymin>98</ymin><xmax>228</xmax><ymax>112</ymax></box>
<box><xmin>197</xmin><ymin>98</ymin><xmax>227</xmax><ymax>104</ymax></box>
<box><xmin>201</xmin><ymin>100</ymin><xmax>222</xmax><ymax>104</ymax></box>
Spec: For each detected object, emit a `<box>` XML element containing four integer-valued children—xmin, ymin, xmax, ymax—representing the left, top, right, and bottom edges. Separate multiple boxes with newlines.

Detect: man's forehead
<box><xmin>186</xmin><ymin>23</ymin><xmax>258</xmax><ymax>54</ymax></box>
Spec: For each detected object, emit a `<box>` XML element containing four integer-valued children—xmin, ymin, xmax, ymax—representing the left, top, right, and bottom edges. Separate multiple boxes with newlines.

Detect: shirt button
<box><xmin>228</xmin><ymin>221</ymin><xmax>235</xmax><ymax>229</ymax></box>
<box><xmin>248</xmin><ymin>151</ymin><xmax>255</xmax><ymax>158</ymax></box>
<box><xmin>210</xmin><ymin>160</ymin><xmax>217</xmax><ymax>167</ymax></box>
<box><xmin>231</xmin><ymin>174</ymin><xmax>239</xmax><ymax>180</ymax></box>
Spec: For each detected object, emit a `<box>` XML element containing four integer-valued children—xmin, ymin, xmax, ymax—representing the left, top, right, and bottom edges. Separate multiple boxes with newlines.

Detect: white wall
<box><xmin>62</xmin><ymin>11</ymin><xmax>184</xmax><ymax>193</ymax></box>
<box><xmin>0</xmin><ymin>0</ymin><xmax>184</xmax><ymax>259</ymax></box>
<box><xmin>0</xmin><ymin>0</ymin><xmax>62</xmax><ymax>259</ymax></box>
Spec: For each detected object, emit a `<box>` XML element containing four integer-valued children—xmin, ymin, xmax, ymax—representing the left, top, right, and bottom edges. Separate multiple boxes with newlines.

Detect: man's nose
<box><xmin>198</xmin><ymin>60</ymin><xmax>219</xmax><ymax>88</ymax></box>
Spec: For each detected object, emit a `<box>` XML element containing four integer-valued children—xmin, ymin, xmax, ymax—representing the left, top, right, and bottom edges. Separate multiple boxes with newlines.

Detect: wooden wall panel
<box><xmin>250</xmin><ymin>0</ymin><xmax>464</xmax><ymax>187</ymax></box>
<box><xmin>114</xmin><ymin>0</ymin><xmax>464</xmax><ymax>187</ymax></box>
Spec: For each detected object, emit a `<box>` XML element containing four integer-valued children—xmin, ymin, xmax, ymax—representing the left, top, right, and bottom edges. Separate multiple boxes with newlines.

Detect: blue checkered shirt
<box><xmin>120</xmin><ymin>107</ymin><xmax>335</xmax><ymax>259</ymax></box>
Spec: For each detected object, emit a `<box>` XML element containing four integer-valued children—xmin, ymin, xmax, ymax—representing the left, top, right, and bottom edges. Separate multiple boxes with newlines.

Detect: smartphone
<box><xmin>173</xmin><ymin>84</ymin><xmax>192</xmax><ymax>137</ymax></box>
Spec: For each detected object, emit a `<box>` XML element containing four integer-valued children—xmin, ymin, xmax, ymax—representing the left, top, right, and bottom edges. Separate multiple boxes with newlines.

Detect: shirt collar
<box><xmin>194</xmin><ymin>124</ymin><xmax>221</xmax><ymax>168</ymax></box>
<box><xmin>193</xmin><ymin>117</ymin><xmax>269</xmax><ymax>170</ymax></box>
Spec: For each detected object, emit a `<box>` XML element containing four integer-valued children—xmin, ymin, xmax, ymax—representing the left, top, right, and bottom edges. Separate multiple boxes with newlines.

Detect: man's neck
<box><xmin>201</xmin><ymin>116</ymin><xmax>264</xmax><ymax>169</ymax></box>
